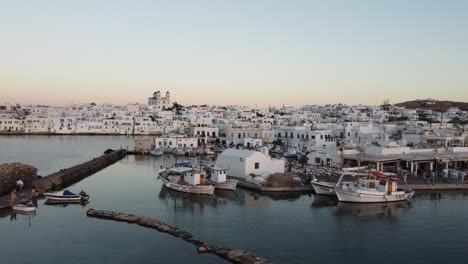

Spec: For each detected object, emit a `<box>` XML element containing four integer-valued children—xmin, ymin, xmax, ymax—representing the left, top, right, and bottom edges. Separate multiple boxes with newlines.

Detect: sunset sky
<box><xmin>1</xmin><ymin>1</ymin><xmax>467</xmax><ymax>107</ymax></box>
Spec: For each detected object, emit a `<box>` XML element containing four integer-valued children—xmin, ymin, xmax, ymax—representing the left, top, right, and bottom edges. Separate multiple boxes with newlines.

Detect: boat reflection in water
<box><xmin>335</xmin><ymin>200</ymin><xmax>413</xmax><ymax>220</ymax></box>
<box><xmin>158</xmin><ymin>185</ymin><xmax>245</xmax><ymax>213</ymax></box>
<box><xmin>311</xmin><ymin>195</ymin><xmax>339</xmax><ymax>208</ymax></box>
<box><xmin>44</xmin><ymin>199</ymin><xmax>89</xmax><ymax>207</ymax></box>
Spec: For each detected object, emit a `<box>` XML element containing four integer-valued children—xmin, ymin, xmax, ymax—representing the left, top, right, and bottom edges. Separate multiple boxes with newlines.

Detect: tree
<box><xmin>299</xmin><ymin>155</ymin><xmax>309</xmax><ymax>167</ymax></box>
<box><xmin>172</xmin><ymin>102</ymin><xmax>184</xmax><ymax>115</ymax></box>
<box><xmin>381</xmin><ymin>99</ymin><xmax>391</xmax><ymax>111</ymax></box>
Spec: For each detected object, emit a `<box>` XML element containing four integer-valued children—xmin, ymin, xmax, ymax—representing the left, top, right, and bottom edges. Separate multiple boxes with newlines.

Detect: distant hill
<box><xmin>396</xmin><ymin>99</ymin><xmax>468</xmax><ymax>112</ymax></box>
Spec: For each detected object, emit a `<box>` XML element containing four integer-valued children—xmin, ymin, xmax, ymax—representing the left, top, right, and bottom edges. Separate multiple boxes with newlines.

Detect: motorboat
<box><xmin>150</xmin><ymin>148</ymin><xmax>164</xmax><ymax>156</ymax></box>
<box><xmin>44</xmin><ymin>190</ymin><xmax>90</xmax><ymax>201</ymax></box>
<box><xmin>208</xmin><ymin>167</ymin><xmax>238</xmax><ymax>191</ymax></box>
<box><xmin>334</xmin><ymin>172</ymin><xmax>415</xmax><ymax>203</ymax></box>
<box><xmin>13</xmin><ymin>203</ymin><xmax>36</xmax><ymax>213</ymax></box>
<box><xmin>158</xmin><ymin>167</ymin><xmax>215</xmax><ymax>195</ymax></box>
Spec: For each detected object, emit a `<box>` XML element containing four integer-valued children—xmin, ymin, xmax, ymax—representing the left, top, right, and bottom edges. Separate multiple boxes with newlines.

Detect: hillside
<box><xmin>396</xmin><ymin>99</ymin><xmax>468</xmax><ymax>112</ymax></box>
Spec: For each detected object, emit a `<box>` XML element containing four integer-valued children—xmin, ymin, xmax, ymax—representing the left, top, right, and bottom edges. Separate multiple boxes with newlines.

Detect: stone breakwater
<box><xmin>86</xmin><ymin>209</ymin><xmax>272</xmax><ymax>264</ymax></box>
<box><xmin>34</xmin><ymin>149</ymin><xmax>126</xmax><ymax>192</ymax></box>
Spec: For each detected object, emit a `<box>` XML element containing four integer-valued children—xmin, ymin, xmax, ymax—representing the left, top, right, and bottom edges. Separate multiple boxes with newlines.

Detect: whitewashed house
<box><xmin>216</xmin><ymin>148</ymin><xmax>284</xmax><ymax>179</ymax></box>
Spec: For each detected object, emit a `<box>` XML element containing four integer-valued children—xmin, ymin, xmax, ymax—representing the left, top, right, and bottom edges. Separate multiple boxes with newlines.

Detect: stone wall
<box><xmin>0</xmin><ymin>163</ymin><xmax>37</xmax><ymax>195</ymax></box>
<box><xmin>34</xmin><ymin>149</ymin><xmax>126</xmax><ymax>191</ymax></box>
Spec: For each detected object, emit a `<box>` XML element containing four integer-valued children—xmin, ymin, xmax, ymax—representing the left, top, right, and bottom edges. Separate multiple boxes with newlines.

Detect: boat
<box><xmin>150</xmin><ymin>148</ymin><xmax>164</xmax><ymax>156</ymax></box>
<box><xmin>173</xmin><ymin>148</ymin><xmax>187</xmax><ymax>156</ymax></box>
<box><xmin>203</xmin><ymin>146</ymin><xmax>215</xmax><ymax>156</ymax></box>
<box><xmin>13</xmin><ymin>203</ymin><xmax>36</xmax><ymax>212</ymax></box>
<box><xmin>188</xmin><ymin>149</ymin><xmax>197</xmax><ymax>157</ymax></box>
<box><xmin>283</xmin><ymin>148</ymin><xmax>297</xmax><ymax>158</ymax></box>
<box><xmin>44</xmin><ymin>190</ymin><xmax>90</xmax><ymax>201</ymax></box>
<box><xmin>311</xmin><ymin>168</ymin><xmax>364</xmax><ymax>196</ymax></box>
<box><xmin>158</xmin><ymin>167</ymin><xmax>215</xmax><ymax>195</ymax></box>
<box><xmin>208</xmin><ymin>167</ymin><xmax>238</xmax><ymax>191</ymax></box>
<box><xmin>311</xmin><ymin>178</ymin><xmax>336</xmax><ymax>195</ymax></box>
<box><xmin>334</xmin><ymin>172</ymin><xmax>415</xmax><ymax>203</ymax></box>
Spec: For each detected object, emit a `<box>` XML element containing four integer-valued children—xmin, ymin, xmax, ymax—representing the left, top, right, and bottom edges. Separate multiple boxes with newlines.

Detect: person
<box><xmin>31</xmin><ymin>185</ymin><xmax>39</xmax><ymax>197</ymax></box>
<box><xmin>16</xmin><ymin>179</ymin><xmax>24</xmax><ymax>190</ymax></box>
<box><xmin>10</xmin><ymin>188</ymin><xmax>16</xmax><ymax>206</ymax></box>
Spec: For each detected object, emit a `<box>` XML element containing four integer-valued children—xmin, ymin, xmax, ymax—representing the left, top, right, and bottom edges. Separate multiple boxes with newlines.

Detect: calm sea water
<box><xmin>1</xmin><ymin>136</ymin><xmax>468</xmax><ymax>264</ymax></box>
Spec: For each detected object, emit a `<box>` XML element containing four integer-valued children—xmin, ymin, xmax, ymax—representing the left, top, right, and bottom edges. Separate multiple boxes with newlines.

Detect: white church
<box><xmin>148</xmin><ymin>91</ymin><xmax>171</xmax><ymax>109</ymax></box>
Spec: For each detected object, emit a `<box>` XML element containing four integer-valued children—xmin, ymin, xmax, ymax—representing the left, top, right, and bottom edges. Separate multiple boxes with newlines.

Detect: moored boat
<box><xmin>208</xmin><ymin>167</ymin><xmax>237</xmax><ymax>191</ymax></box>
<box><xmin>44</xmin><ymin>190</ymin><xmax>89</xmax><ymax>201</ymax></box>
<box><xmin>334</xmin><ymin>173</ymin><xmax>414</xmax><ymax>203</ymax></box>
<box><xmin>13</xmin><ymin>203</ymin><xmax>36</xmax><ymax>212</ymax></box>
<box><xmin>158</xmin><ymin>167</ymin><xmax>215</xmax><ymax>195</ymax></box>
<box><xmin>150</xmin><ymin>148</ymin><xmax>164</xmax><ymax>156</ymax></box>
<box><xmin>311</xmin><ymin>179</ymin><xmax>336</xmax><ymax>195</ymax></box>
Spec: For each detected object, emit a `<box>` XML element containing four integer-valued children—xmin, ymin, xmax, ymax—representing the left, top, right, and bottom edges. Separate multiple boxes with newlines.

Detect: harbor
<box><xmin>1</xmin><ymin>136</ymin><xmax>468</xmax><ymax>264</ymax></box>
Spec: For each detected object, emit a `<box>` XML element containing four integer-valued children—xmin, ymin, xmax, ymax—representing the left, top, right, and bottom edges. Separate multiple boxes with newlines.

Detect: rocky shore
<box><xmin>87</xmin><ymin>209</ymin><xmax>272</xmax><ymax>264</ymax></box>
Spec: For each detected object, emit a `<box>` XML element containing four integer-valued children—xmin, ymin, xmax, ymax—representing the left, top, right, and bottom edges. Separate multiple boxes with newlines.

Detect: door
<box><xmin>387</xmin><ymin>182</ymin><xmax>393</xmax><ymax>194</ymax></box>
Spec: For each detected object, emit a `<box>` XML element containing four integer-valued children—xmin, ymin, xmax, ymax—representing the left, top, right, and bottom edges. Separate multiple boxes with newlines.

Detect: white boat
<box><xmin>13</xmin><ymin>203</ymin><xmax>36</xmax><ymax>212</ymax></box>
<box><xmin>150</xmin><ymin>148</ymin><xmax>164</xmax><ymax>156</ymax></box>
<box><xmin>208</xmin><ymin>167</ymin><xmax>238</xmax><ymax>191</ymax></box>
<box><xmin>311</xmin><ymin>179</ymin><xmax>336</xmax><ymax>195</ymax></box>
<box><xmin>173</xmin><ymin>148</ymin><xmax>187</xmax><ymax>156</ymax></box>
<box><xmin>158</xmin><ymin>167</ymin><xmax>215</xmax><ymax>195</ymax></box>
<box><xmin>203</xmin><ymin>146</ymin><xmax>215</xmax><ymax>155</ymax></box>
<box><xmin>334</xmin><ymin>173</ymin><xmax>415</xmax><ymax>203</ymax></box>
<box><xmin>283</xmin><ymin>148</ymin><xmax>297</xmax><ymax>158</ymax></box>
<box><xmin>44</xmin><ymin>190</ymin><xmax>89</xmax><ymax>201</ymax></box>
<box><xmin>311</xmin><ymin>168</ymin><xmax>364</xmax><ymax>196</ymax></box>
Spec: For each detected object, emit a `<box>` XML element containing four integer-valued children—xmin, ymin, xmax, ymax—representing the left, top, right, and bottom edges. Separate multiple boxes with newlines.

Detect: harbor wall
<box><xmin>34</xmin><ymin>149</ymin><xmax>126</xmax><ymax>191</ymax></box>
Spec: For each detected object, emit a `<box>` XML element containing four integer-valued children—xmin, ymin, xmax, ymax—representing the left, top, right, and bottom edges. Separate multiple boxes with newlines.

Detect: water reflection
<box><xmin>158</xmin><ymin>186</ymin><xmax>243</xmax><ymax>213</ymax></box>
<box><xmin>44</xmin><ymin>199</ymin><xmax>90</xmax><ymax>207</ymax></box>
<box><xmin>311</xmin><ymin>195</ymin><xmax>339</xmax><ymax>207</ymax></box>
<box><xmin>335</xmin><ymin>201</ymin><xmax>413</xmax><ymax>220</ymax></box>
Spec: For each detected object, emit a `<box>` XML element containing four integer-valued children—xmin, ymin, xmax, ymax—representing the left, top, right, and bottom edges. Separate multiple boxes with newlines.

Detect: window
<box><xmin>254</xmin><ymin>162</ymin><xmax>260</xmax><ymax>169</ymax></box>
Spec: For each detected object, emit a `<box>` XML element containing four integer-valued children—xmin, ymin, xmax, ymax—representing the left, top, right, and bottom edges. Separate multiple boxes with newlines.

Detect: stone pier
<box><xmin>86</xmin><ymin>209</ymin><xmax>272</xmax><ymax>264</ymax></box>
<box><xmin>34</xmin><ymin>149</ymin><xmax>126</xmax><ymax>192</ymax></box>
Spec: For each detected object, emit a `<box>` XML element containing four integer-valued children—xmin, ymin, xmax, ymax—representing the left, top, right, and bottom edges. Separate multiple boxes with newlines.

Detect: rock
<box><xmin>113</xmin><ymin>214</ymin><xmax>128</xmax><ymax>222</ymax></box>
<box><xmin>0</xmin><ymin>163</ymin><xmax>37</xmax><ymax>195</ymax></box>
<box><xmin>197</xmin><ymin>246</ymin><xmax>208</xmax><ymax>253</ymax></box>
<box><xmin>227</xmin><ymin>250</ymin><xmax>246</xmax><ymax>262</ymax></box>
<box><xmin>126</xmin><ymin>215</ymin><xmax>139</xmax><ymax>223</ymax></box>
<box><xmin>238</xmin><ymin>253</ymin><xmax>260</xmax><ymax>264</ymax></box>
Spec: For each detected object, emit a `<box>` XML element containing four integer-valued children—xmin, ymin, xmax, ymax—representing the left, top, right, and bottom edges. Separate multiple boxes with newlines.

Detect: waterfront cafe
<box><xmin>343</xmin><ymin>149</ymin><xmax>468</xmax><ymax>180</ymax></box>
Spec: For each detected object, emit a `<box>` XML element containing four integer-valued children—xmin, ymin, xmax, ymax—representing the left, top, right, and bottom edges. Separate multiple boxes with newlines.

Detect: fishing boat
<box><xmin>311</xmin><ymin>167</ymin><xmax>365</xmax><ymax>196</ymax></box>
<box><xmin>311</xmin><ymin>178</ymin><xmax>336</xmax><ymax>196</ymax></box>
<box><xmin>150</xmin><ymin>148</ymin><xmax>164</xmax><ymax>156</ymax></box>
<box><xmin>334</xmin><ymin>172</ymin><xmax>415</xmax><ymax>203</ymax></box>
<box><xmin>158</xmin><ymin>167</ymin><xmax>215</xmax><ymax>195</ymax></box>
<box><xmin>44</xmin><ymin>190</ymin><xmax>89</xmax><ymax>201</ymax></box>
<box><xmin>13</xmin><ymin>203</ymin><xmax>36</xmax><ymax>212</ymax></box>
<box><xmin>208</xmin><ymin>167</ymin><xmax>238</xmax><ymax>191</ymax></box>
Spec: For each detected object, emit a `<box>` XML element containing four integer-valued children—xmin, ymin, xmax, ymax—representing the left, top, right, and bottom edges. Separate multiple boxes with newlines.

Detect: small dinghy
<box><xmin>13</xmin><ymin>202</ymin><xmax>36</xmax><ymax>213</ymax></box>
<box><xmin>44</xmin><ymin>190</ymin><xmax>89</xmax><ymax>201</ymax></box>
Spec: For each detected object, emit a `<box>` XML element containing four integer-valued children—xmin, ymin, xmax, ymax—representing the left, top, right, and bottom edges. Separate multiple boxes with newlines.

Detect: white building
<box><xmin>216</xmin><ymin>148</ymin><xmax>284</xmax><ymax>179</ymax></box>
<box><xmin>148</xmin><ymin>91</ymin><xmax>171</xmax><ymax>109</ymax></box>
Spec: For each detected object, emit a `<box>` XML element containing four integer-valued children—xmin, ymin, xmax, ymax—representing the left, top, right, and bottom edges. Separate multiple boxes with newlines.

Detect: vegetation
<box><xmin>298</xmin><ymin>155</ymin><xmax>309</xmax><ymax>167</ymax></box>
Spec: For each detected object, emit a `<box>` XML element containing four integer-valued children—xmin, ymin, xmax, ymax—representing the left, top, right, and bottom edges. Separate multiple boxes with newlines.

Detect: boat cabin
<box><xmin>167</xmin><ymin>167</ymin><xmax>205</xmax><ymax>185</ymax></box>
<box><xmin>210</xmin><ymin>167</ymin><xmax>227</xmax><ymax>183</ymax></box>
<box><xmin>358</xmin><ymin>179</ymin><xmax>399</xmax><ymax>194</ymax></box>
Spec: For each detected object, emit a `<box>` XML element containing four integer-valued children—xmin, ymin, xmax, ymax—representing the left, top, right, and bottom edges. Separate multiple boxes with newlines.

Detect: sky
<box><xmin>1</xmin><ymin>0</ymin><xmax>467</xmax><ymax>107</ymax></box>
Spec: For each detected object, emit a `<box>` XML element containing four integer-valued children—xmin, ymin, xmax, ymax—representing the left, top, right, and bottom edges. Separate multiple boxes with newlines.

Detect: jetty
<box><xmin>86</xmin><ymin>209</ymin><xmax>271</xmax><ymax>264</ymax></box>
<box><xmin>34</xmin><ymin>149</ymin><xmax>126</xmax><ymax>192</ymax></box>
